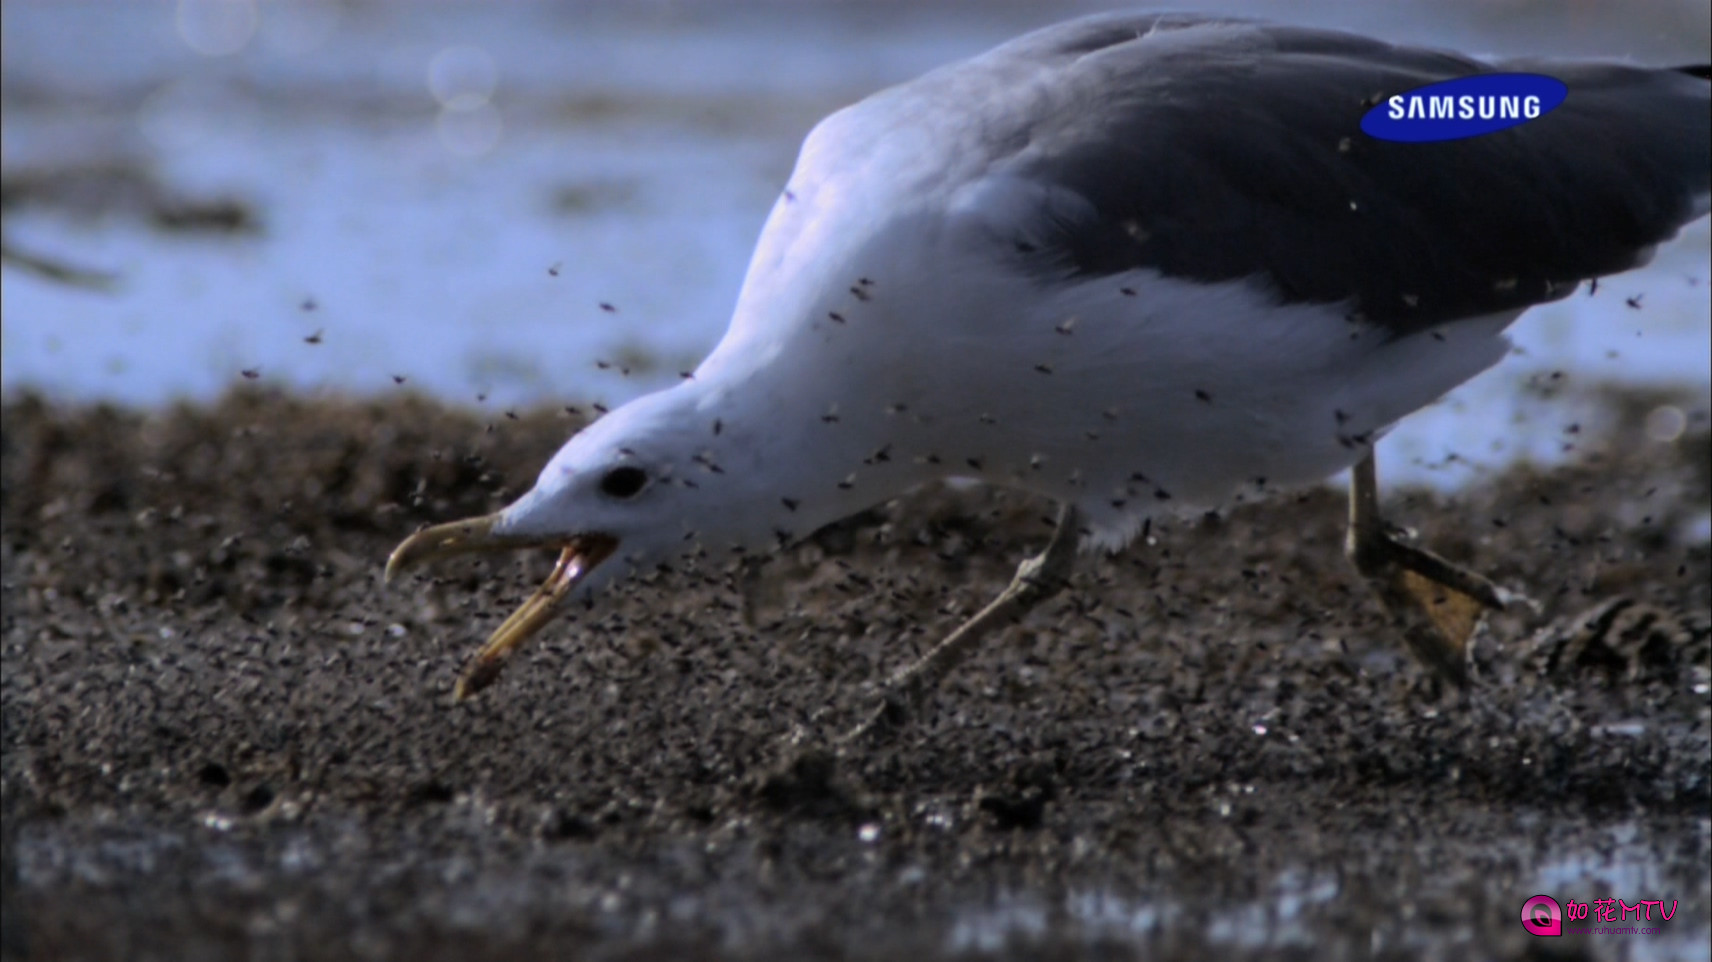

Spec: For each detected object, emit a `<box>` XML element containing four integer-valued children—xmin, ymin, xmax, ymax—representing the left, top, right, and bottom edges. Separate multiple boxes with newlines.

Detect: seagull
<box><xmin>387</xmin><ymin>12</ymin><xmax>1710</xmax><ymax>739</ymax></box>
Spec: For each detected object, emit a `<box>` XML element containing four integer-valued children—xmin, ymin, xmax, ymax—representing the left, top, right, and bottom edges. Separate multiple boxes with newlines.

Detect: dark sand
<box><xmin>3</xmin><ymin>387</ymin><xmax>1708</xmax><ymax>961</ymax></box>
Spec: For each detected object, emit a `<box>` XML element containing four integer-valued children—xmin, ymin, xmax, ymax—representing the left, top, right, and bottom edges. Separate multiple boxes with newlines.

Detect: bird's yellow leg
<box><xmin>1344</xmin><ymin>451</ymin><xmax>1527</xmax><ymax>684</ymax></box>
<box><xmin>844</xmin><ymin>503</ymin><xmax>1083</xmax><ymax>746</ymax></box>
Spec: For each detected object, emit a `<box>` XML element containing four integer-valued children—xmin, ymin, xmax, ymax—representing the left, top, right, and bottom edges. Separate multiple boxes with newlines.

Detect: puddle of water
<box><xmin>932</xmin><ymin>819</ymin><xmax>1711</xmax><ymax>957</ymax></box>
<box><xmin>10</xmin><ymin>807</ymin><xmax>1711</xmax><ymax>958</ymax></box>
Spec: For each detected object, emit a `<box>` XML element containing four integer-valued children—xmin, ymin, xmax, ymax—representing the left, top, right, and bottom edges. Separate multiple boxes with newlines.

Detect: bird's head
<box><xmin>385</xmin><ymin>384</ymin><xmax>766</xmax><ymax>700</ymax></box>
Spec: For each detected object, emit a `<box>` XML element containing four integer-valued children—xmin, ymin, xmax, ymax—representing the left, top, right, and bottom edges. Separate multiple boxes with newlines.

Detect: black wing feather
<box><xmin>975</xmin><ymin>13</ymin><xmax>1710</xmax><ymax>331</ymax></box>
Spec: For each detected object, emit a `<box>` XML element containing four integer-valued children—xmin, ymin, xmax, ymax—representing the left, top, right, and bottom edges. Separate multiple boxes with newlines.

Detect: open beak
<box><xmin>385</xmin><ymin>513</ymin><xmax>619</xmax><ymax>701</ymax></box>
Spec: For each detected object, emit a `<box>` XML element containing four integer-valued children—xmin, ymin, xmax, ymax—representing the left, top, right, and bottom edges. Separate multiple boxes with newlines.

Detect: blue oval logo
<box><xmin>1361</xmin><ymin>73</ymin><xmax>1568</xmax><ymax>143</ymax></box>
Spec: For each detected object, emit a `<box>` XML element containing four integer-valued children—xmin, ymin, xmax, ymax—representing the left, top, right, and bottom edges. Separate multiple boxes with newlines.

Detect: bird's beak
<box><xmin>385</xmin><ymin>513</ymin><xmax>619</xmax><ymax>701</ymax></box>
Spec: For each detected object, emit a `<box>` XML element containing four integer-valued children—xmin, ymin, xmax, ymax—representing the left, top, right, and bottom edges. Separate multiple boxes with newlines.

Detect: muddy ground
<box><xmin>2</xmin><ymin>387</ymin><xmax>1708</xmax><ymax>961</ymax></box>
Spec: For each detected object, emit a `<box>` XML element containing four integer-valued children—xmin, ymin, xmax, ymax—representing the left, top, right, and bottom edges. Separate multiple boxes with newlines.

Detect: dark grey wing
<box><xmin>988</xmin><ymin>13</ymin><xmax>1711</xmax><ymax>331</ymax></box>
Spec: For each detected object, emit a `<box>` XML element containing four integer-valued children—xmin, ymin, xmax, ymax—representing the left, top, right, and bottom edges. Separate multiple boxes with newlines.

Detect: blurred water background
<box><xmin>3</xmin><ymin>0</ymin><xmax>1708</xmax><ymax>489</ymax></box>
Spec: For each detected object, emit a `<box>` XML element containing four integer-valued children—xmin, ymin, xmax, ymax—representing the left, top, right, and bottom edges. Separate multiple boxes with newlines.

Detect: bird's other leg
<box><xmin>1344</xmin><ymin>451</ymin><xmax>1521</xmax><ymax>684</ymax></box>
<box><xmin>737</xmin><ymin>554</ymin><xmax>772</xmax><ymax>628</ymax></box>
<box><xmin>844</xmin><ymin>503</ymin><xmax>1084</xmax><ymax>746</ymax></box>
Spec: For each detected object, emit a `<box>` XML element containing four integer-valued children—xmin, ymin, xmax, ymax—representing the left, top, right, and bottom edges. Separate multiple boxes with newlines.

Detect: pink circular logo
<box><xmin>1521</xmin><ymin>895</ymin><xmax>1563</xmax><ymax>937</ymax></box>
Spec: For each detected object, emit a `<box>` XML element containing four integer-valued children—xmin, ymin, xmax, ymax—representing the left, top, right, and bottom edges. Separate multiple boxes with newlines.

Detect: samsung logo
<box><xmin>1361</xmin><ymin>73</ymin><xmax>1568</xmax><ymax>143</ymax></box>
<box><xmin>1390</xmin><ymin>93</ymin><xmax>1541</xmax><ymax>121</ymax></box>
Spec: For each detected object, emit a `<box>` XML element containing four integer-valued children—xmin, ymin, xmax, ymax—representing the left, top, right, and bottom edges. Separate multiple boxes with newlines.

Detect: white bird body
<box><xmin>552</xmin><ymin>249</ymin><xmax>1519</xmax><ymax>563</ymax></box>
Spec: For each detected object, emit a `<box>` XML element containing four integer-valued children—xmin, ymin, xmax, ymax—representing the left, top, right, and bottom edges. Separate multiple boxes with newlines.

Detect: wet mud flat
<box><xmin>2</xmin><ymin>387</ymin><xmax>1709</xmax><ymax>962</ymax></box>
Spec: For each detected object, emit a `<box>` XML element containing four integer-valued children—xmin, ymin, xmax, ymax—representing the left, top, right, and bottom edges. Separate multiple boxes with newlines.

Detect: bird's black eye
<box><xmin>599</xmin><ymin>466</ymin><xmax>648</xmax><ymax>499</ymax></box>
